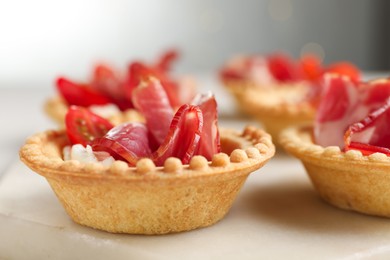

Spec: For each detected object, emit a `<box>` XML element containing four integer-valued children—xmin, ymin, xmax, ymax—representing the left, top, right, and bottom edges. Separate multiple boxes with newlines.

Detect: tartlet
<box><xmin>280</xmin><ymin>126</ymin><xmax>390</xmax><ymax>217</ymax></box>
<box><xmin>20</xmin><ymin>126</ymin><xmax>275</xmax><ymax>234</ymax></box>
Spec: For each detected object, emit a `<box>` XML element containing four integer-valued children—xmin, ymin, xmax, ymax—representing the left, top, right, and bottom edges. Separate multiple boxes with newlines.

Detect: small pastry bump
<box><xmin>136</xmin><ymin>158</ymin><xmax>156</xmax><ymax>174</ymax></box>
<box><xmin>246</xmin><ymin>147</ymin><xmax>261</xmax><ymax>159</ymax></box>
<box><xmin>211</xmin><ymin>153</ymin><xmax>230</xmax><ymax>167</ymax></box>
<box><xmin>164</xmin><ymin>157</ymin><xmax>183</xmax><ymax>173</ymax></box>
<box><xmin>110</xmin><ymin>160</ymin><xmax>128</xmax><ymax>174</ymax></box>
<box><xmin>189</xmin><ymin>156</ymin><xmax>208</xmax><ymax>170</ymax></box>
<box><xmin>230</xmin><ymin>149</ymin><xmax>248</xmax><ymax>163</ymax></box>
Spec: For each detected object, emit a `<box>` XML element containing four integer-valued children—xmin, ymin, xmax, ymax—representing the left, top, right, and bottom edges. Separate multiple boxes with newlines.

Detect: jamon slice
<box><xmin>92</xmin><ymin>64</ymin><xmax>133</xmax><ymax>110</ymax></box>
<box><xmin>132</xmin><ymin>77</ymin><xmax>174</xmax><ymax>146</ymax></box>
<box><xmin>127</xmin><ymin>61</ymin><xmax>181</xmax><ymax>108</ymax></box>
<box><xmin>326</xmin><ymin>62</ymin><xmax>361</xmax><ymax>83</ymax></box>
<box><xmin>155</xmin><ymin>49</ymin><xmax>179</xmax><ymax>73</ymax></box>
<box><xmin>192</xmin><ymin>92</ymin><xmax>221</xmax><ymax>160</ymax></box>
<box><xmin>152</xmin><ymin>104</ymin><xmax>203</xmax><ymax>166</ymax></box>
<box><xmin>314</xmin><ymin>74</ymin><xmax>361</xmax><ymax>148</ymax></box>
<box><xmin>91</xmin><ymin>122</ymin><xmax>152</xmax><ymax>166</ymax></box>
<box><xmin>315</xmin><ymin>76</ymin><xmax>390</xmax><ymax>149</ymax></box>
<box><xmin>344</xmin><ymin>99</ymin><xmax>390</xmax><ymax>155</ymax></box>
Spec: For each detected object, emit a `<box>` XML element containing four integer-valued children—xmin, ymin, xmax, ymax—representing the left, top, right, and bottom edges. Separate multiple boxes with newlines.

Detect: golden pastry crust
<box><xmin>19</xmin><ymin>126</ymin><xmax>275</xmax><ymax>234</ymax></box>
<box><xmin>44</xmin><ymin>96</ymin><xmax>145</xmax><ymax>127</ymax></box>
<box><xmin>223</xmin><ymin>79</ymin><xmax>315</xmax><ymax>141</ymax></box>
<box><xmin>280</xmin><ymin>126</ymin><xmax>390</xmax><ymax>217</ymax></box>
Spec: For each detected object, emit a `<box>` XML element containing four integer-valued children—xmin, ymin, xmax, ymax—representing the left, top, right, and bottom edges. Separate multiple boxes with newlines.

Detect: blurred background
<box><xmin>0</xmin><ymin>0</ymin><xmax>389</xmax><ymax>88</ymax></box>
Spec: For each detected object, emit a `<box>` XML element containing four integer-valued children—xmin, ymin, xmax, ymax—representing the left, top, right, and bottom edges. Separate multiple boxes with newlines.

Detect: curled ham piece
<box><xmin>344</xmin><ymin>98</ymin><xmax>390</xmax><ymax>155</ymax></box>
<box><xmin>192</xmin><ymin>92</ymin><xmax>221</xmax><ymax>160</ymax></box>
<box><xmin>152</xmin><ymin>104</ymin><xmax>203</xmax><ymax>166</ymax></box>
<box><xmin>132</xmin><ymin>77</ymin><xmax>174</xmax><ymax>146</ymax></box>
<box><xmin>91</xmin><ymin>123</ymin><xmax>152</xmax><ymax>166</ymax></box>
<box><xmin>314</xmin><ymin>75</ymin><xmax>390</xmax><ymax>153</ymax></box>
<box><xmin>87</xmin><ymin>87</ymin><xmax>220</xmax><ymax>166</ymax></box>
<box><xmin>90</xmin><ymin>105</ymin><xmax>204</xmax><ymax>166</ymax></box>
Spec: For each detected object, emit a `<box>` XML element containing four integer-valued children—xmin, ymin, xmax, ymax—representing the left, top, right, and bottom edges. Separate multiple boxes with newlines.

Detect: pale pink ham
<box><xmin>315</xmin><ymin>75</ymin><xmax>390</xmax><ymax>149</ymax></box>
<box><xmin>314</xmin><ymin>74</ymin><xmax>361</xmax><ymax>148</ymax></box>
<box><xmin>152</xmin><ymin>104</ymin><xmax>203</xmax><ymax>166</ymax></box>
<box><xmin>345</xmin><ymin>98</ymin><xmax>390</xmax><ymax>155</ymax></box>
<box><xmin>132</xmin><ymin>77</ymin><xmax>174</xmax><ymax>146</ymax></box>
<box><xmin>191</xmin><ymin>92</ymin><xmax>221</xmax><ymax>160</ymax></box>
<box><xmin>91</xmin><ymin>122</ymin><xmax>152</xmax><ymax>166</ymax></box>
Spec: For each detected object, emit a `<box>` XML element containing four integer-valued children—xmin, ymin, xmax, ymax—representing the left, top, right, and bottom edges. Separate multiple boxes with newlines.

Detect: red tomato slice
<box><xmin>192</xmin><ymin>92</ymin><xmax>221</xmax><ymax>160</ymax></box>
<box><xmin>57</xmin><ymin>77</ymin><xmax>112</xmax><ymax>107</ymax></box>
<box><xmin>152</xmin><ymin>104</ymin><xmax>203</xmax><ymax>166</ymax></box>
<box><xmin>299</xmin><ymin>54</ymin><xmax>323</xmax><ymax>81</ymax></box>
<box><xmin>65</xmin><ymin>106</ymin><xmax>114</xmax><ymax>146</ymax></box>
<box><xmin>91</xmin><ymin>122</ymin><xmax>152</xmax><ymax>166</ymax></box>
<box><xmin>132</xmin><ymin>77</ymin><xmax>174</xmax><ymax>147</ymax></box>
<box><xmin>325</xmin><ymin>62</ymin><xmax>361</xmax><ymax>83</ymax></box>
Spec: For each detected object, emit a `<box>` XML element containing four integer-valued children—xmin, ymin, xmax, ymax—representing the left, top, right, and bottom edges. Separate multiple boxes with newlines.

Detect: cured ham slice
<box><xmin>127</xmin><ymin>61</ymin><xmax>181</xmax><ymax>109</ymax></box>
<box><xmin>315</xmin><ymin>76</ymin><xmax>390</xmax><ymax>149</ymax></box>
<box><xmin>132</xmin><ymin>77</ymin><xmax>174</xmax><ymax>146</ymax></box>
<box><xmin>314</xmin><ymin>74</ymin><xmax>360</xmax><ymax>148</ymax></box>
<box><xmin>192</xmin><ymin>92</ymin><xmax>221</xmax><ymax>160</ymax></box>
<box><xmin>152</xmin><ymin>104</ymin><xmax>203</xmax><ymax>166</ymax></box>
<box><xmin>344</xmin><ymin>99</ymin><xmax>390</xmax><ymax>155</ymax></box>
<box><xmin>92</xmin><ymin>64</ymin><xmax>133</xmax><ymax>110</ymax></box>
<box><xmin>154</xmin><ymin>49</ymin><xmax>179</xmax><ymax>73</ymax></box>
<box><xmin>91</xmin><ymin>122</ymin><xmax>152</xmax><ymax>166</ymax></box>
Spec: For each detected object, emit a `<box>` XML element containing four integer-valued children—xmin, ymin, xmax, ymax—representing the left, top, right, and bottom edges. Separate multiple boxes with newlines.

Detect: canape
<box><xmin>280</xmin><ymin>75</ymin><xmax>390</xmax><ymax>217</ymax></box>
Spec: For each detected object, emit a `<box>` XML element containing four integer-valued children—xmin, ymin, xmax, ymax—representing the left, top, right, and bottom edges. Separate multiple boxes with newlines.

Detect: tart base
<box><xmin>280</xmin><ymin>126</ymin><xmax>390</xmax><ymax>217</ymax></box>
<box><xmin>222</xmin><ymin>81</ymin><xmax>315</xmax><ymax>143</ymax></box>
<box><xmin>20</xmin><ymin>126</ymin><xmax>274</xmax><ymax>234</ymax></box>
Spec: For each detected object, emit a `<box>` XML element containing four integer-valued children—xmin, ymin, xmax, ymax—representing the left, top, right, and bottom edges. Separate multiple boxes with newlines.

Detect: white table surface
<box><xmin>2</xmin><ymin>74</ymin><xmax>390</xmax><ymax>259</ymax></box>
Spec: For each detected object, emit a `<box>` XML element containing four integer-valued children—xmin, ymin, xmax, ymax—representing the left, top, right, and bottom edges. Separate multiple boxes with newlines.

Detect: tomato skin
<box><xmin>299</xmin><ymin>54</ymin><xmax>323</xmax><ymax>81</ymax></box>
<box><xmin>65</xmin><ymin>106</ymin><xmax>114</xmax><ymax>146</ymax></box>
<box><xmin>57</xmin><ymin>77</ymin><xmax>112</xmax><ymax>107</ymax></box>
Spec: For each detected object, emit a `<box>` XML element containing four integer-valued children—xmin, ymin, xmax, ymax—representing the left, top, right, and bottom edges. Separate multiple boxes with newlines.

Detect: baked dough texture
<box><xmin>280</xmin><ymin>126</ymin><xmax>390</xmax><ymax>217</ymax></box>
<box><xmin>20</xmin><ymin>126</ymin><xmax>275</xmax><ymax>234</ymax></box>
<box><xmin>222</xmin><ymin>79</ymin><xmax>315</xmax><ymax>143</ymax></box>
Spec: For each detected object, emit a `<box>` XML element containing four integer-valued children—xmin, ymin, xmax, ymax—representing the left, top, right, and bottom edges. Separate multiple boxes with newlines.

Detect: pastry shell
<box><xmin>223</xmin><ymin>80</ymin><xmax>315</xmax><ymax>141</ymax></box>
<box><xmin>44</xmin><ymin>96</ymin><xmax>144</xmax><ymax>126</ymax></box>
<box><xmin>280</xmin><ymin>125</ymin><xmax>390</xmax><ymax>217</ymax></box>
<box><xmin>19</xmin><ymin>126</ymin><xmax>275</xmax><ymax>234</ymax></box>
